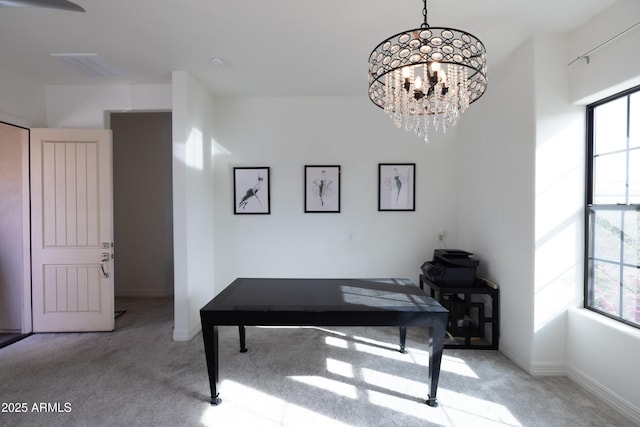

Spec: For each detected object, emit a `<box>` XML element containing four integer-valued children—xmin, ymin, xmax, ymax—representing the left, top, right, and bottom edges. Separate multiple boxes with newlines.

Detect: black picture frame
<box><xmin>305</xmin><ymin>165</ymin><xmax>341</xmax><ymax>213</ymax></box>
<box><xmin>378</xmin><ymin>163</ymin><xmax>415</xmax><ymax>211</ymax></box>
<box><xmin>233</xmin><ymin>167</ymin><xmax>270</xmax><ymax>214</ymax></box>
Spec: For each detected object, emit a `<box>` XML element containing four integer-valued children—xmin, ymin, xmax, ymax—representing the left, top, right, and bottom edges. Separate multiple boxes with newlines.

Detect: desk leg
<box><xmin>239</xmin><ymin>325</ymin><xmax>248</xmax><ymax>353</ymax></box>
<box><xmin>398</xmin><ymin>327</ymin><xmax>407</xmax><ymax>353</ymax></box>
<box><xmin>426</xmin><ymin>323</ymin><xmax>446</xmax><ymax>407</ymax></box>
<box><xmin>201</xmin><ymin>320</ymin><xmax>221</xmax><ymax>405</ymax></box>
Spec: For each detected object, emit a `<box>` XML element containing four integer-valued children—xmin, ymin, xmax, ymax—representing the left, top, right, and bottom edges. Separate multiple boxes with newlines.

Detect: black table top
<box><xmin>201</xmin><ymin>278</ymin><xmax>448</xmax><ymax>314</ymax></box>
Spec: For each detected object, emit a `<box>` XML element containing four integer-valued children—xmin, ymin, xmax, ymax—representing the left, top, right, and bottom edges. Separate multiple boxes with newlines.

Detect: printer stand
<box><xmin>420</xmin><ymin>274</ymin><xmax>499</xmax><ymax>350</ymax></box>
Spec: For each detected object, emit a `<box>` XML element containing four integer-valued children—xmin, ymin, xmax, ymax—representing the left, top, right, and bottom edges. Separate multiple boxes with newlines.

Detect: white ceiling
<box><xmin>0</xmin><ymin>0</ymin><xmax>617</xmax><ymax>97</ymax></box>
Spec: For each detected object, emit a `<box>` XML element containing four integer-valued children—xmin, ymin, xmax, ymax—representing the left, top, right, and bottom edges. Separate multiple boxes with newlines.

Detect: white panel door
<box><xmin>30</xmin><ymin>129</ymin><xmax>114</xmax><ymax>332</ymax></box>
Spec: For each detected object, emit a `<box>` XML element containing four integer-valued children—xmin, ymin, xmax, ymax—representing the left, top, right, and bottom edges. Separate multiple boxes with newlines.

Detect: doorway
<box><xmin>110</xmin><ymin>112</ymin><xmax>174</xmax><ymax>299</ymax></box>
<box><xmin>0</xmin><ymin>122</ymin><xmax>31</xmax><ymax>348</ymax></box>
<box><xmin>1</xmin><ymin>114</ymin><xmax>173</xmax><ymax>345</ymax></box>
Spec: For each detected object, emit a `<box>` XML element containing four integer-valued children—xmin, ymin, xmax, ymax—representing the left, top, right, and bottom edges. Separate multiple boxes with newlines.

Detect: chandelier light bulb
<box><xmin>414</xmin><ymin>75</ymin><xmax>423</xmax><ymax>90</ymax></box>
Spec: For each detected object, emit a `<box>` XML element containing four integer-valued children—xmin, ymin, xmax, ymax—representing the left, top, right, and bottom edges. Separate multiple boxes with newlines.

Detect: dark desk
<box><xmin>200</xmin><ymin>278</ymin><xmax>449</xmax><ymax>406</ymax></box>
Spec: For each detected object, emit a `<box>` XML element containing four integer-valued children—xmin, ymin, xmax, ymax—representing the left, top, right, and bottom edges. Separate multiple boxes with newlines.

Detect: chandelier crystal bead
<box><xmin>368</xmin><ymin>0</ymin><xmax>487</xmax><ymax>142</ymax></box>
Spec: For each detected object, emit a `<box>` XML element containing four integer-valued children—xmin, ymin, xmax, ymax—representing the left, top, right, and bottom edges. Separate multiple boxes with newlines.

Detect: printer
<box><xmin>421</xmin><ymin>249</ymin><xmax>479</xmax><ymax>286</ymax></box>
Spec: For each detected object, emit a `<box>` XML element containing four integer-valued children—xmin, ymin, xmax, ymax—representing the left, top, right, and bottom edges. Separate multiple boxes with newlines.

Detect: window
<box><xmin>586</xmin><ymin>86</ymin><xmax>640</xmax><ymax>328</ymax></box>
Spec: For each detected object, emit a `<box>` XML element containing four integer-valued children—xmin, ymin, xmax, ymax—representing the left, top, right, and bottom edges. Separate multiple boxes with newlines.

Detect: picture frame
<box><xmin>378</xmin><ymin>163</ymin><xmax>415</xmax><ymax>211</ymax></box>
<box><xmin>305</xmin><ymin>165</ymin><xmax>341</xmax><ymax>213</ymax></box>
<box><xmin>233</xmin><ymin>167</ymin><xmax>270</xmax><ymax>214</ymax></box>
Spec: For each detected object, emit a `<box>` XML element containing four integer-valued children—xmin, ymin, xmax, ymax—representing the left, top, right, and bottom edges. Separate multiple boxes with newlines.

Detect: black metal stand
<box><xmin>420</xmin><ymin>275</ymin><xmax>499</xmax><ymax>350</ymax></box>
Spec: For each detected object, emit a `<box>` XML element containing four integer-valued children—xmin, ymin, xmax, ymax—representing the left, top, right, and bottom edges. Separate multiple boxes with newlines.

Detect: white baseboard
<box><xmin>566</xmin><ymin>365</ymin><xmax>640</xmax><ymax>425</ymax></box>
<box><xmin>115</xmin><ymin>289</ymin><xmax>173</xmax><ymax>298</ymax></box>
<box><xmin>173</xmin><ymin>324</ymin><xmax>201</xmax><ymax>341</ymax></box>
<box><xmin>529</xmin><ymin>361</ymin><xmax>566</xmax><ymax>376</ymax></box>
<box><xmin>500</xmin><ymin>347</ymin><xmax>639</xmax><ymax>424</ymax></box>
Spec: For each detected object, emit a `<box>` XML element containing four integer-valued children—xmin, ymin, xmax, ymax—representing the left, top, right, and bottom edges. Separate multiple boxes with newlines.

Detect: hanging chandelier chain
<box><xmin>421</xmin><ymin>0</ymin><xmax>429</xmax><ymax>29</ymax></box>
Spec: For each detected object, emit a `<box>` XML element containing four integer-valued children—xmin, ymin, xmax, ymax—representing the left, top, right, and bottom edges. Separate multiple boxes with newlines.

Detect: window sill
<box><xmin>568</xmin><ymin>307</ymin><xmax>640</xmax><ymax>338</ymax></box>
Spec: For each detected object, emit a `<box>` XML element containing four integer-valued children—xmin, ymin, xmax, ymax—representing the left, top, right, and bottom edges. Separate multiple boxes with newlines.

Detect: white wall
<box><xmin>172</xmin><ymin>71</ymin><xmax>216</xmax><ymax>341</ymax></box>
<box><xmin>40</xmin><ymin>79</ymin><xmax>218</xmax><ymax>341</ymax></box>
<box><xmin>567</xmin><ymin>309</ymin><xmax>640</xmax><ymax>421</ymax></box>
<box><xmin>0</xmin><ymin>65</ymin><xmax>46</xmax><ymax>127</ymax></box>
<box><xmin>568</xmin><ymin>0</ymin><xmax>640</xmax><ymax>105</ymax></box>
<box><xmin>531</xmin><ymin>35</ymin><xmax>585</xmax><ymax>373</ymax></box>
<box><xmin>458</xmin><ymin>1</ymin><xmax>640</xmax><ymax>422</ymax></box>
<box><xmin>2</xmin><ymin>2</ymin><xmax>638</xmax><ymax>417</ymax></box>
<box><xmin>456</xmin><ymin>39</ymin><xmax>537</xmax><ymax>370</ymax></box>
<box><xmin>38</xmin><ymin>82</ymin><xmax>462</xmax><ymax>339</ymax></box>
<box><xmin>564</xmin><ymin>0</ymin><xmax>640</xmax><ymax>420</ymax></box>
<box><xmin>211</xmin><ymin>96</ymin><xmax>459</xmax><ymax>291</ymax></box>
<box><xmin>34</xmin><ymin>79</ymin><xmax>215</xmax><ymax>342</ymax></box>
<box><xmin>45</xmin><ymin>84</ymin><xmax>171</xmax><ymax>128</ymax></box>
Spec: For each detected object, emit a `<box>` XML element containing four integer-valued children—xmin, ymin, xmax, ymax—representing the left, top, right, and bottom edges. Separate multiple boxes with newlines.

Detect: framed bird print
<box><xmin>305</xmin><ymin>165</ymin><xmax>341</xmax><ymax>213</ymax></box>
<box><xmin>378</xmin><ymin>163</ymin><xmax>415</xmax><ymax>211</ymax></box>
<box><xmin>234</xmin><ymin>167</ymin><xmax>270</xmax><ymax>214</ymax></box>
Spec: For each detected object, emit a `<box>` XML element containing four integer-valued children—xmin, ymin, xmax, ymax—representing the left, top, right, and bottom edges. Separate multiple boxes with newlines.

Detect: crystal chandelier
<box><xmin>368</xmin><ymin>0</ymin><xmax>487</xmax><ymax>142</ymax></box>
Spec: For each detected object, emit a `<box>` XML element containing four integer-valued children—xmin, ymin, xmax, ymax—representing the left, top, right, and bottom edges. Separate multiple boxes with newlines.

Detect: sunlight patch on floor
<box><xmin>324</xmin><ymin>335</ymin><xmax>349</xmax><ymax>349</ymax></box>
<box><xmin>200</xmin><ymin>380</ymin><xmax>284</xmax><ymax>427</ymax></box>
<box><xmin>366</xmin><ymin>389</ymin><xmax>449</xmax><ymax>424</ymax></box>
<box><xmin>289</xmin><ymin>375</ymin><xmax>359</xmax><ymax>399</ymax></box>
<box><xmin>313</xmin><ymin>326</ymin><xmax>348</xmax><ymax>336</ymax></box>
<box><xmin>360</xmin><ymin>367</ymin><xmax>424</xmax><ymax>394</ymax></box>
<box><xmin>404</xmin><ymin>347</ymin><xmax>430</xmax><ymax>366</ymax></box>
<box><xmin>441</xmin><ymin>354</ymin><xmax>480</xmax><ymax>379</ymax></box>
<box><xmin>326</xmin><ymin>357</ymin><xmax>354</xmax><ymax>378</ymax></box>
<box><xmin>279</xmin><ymin>402</ymin><xmax>352</xmax><ymax>427</ymax></box>
<box><xmin>201</xmin><ymin>380</ymin><xmax>352</xmax><ymax>427</ymax></box>
<box><xmin>201</xmin><ymin>330</ymin><xmax>516</xmax><ymax>427</ymax></box>
<box><xmin>438</xmin><ymin>388</ymin><xmax>523</xmax><ymax>427</ymax></box>
<box><xmin>205</xmin><ymin>327</ymin><xmax>498</xmax><ymax>426</ymax></box>
<box><xmin>352</xmin><ymin>337</ymin><xmax>422</xmax><ymax>362</ymax></box>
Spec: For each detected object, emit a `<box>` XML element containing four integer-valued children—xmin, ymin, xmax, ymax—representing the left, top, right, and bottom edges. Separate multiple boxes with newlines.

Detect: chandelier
<box><xmin>368</xmin><ymin>0</ymin><xmax>487</xmax><ymax>142</ymax></box>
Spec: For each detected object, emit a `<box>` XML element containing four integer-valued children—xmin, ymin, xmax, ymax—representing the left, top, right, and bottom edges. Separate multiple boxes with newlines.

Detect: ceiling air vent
<box><xmin>51</xmin><ymin>53</ymin><xmax>129</xmax><ymax>78</ymax></box>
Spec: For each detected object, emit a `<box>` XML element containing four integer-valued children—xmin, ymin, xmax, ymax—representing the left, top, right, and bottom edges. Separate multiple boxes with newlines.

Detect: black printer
<box><xmin>421</xmin><ymin>249</ymin><xmax>479</xmax><ymax>286</ymax></box>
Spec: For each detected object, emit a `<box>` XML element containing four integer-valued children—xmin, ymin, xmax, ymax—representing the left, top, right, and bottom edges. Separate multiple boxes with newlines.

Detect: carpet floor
<box><xmin>0</xmin><ymin>297</ymin><xmax>634</xmax><ymax>427</ymax></box>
